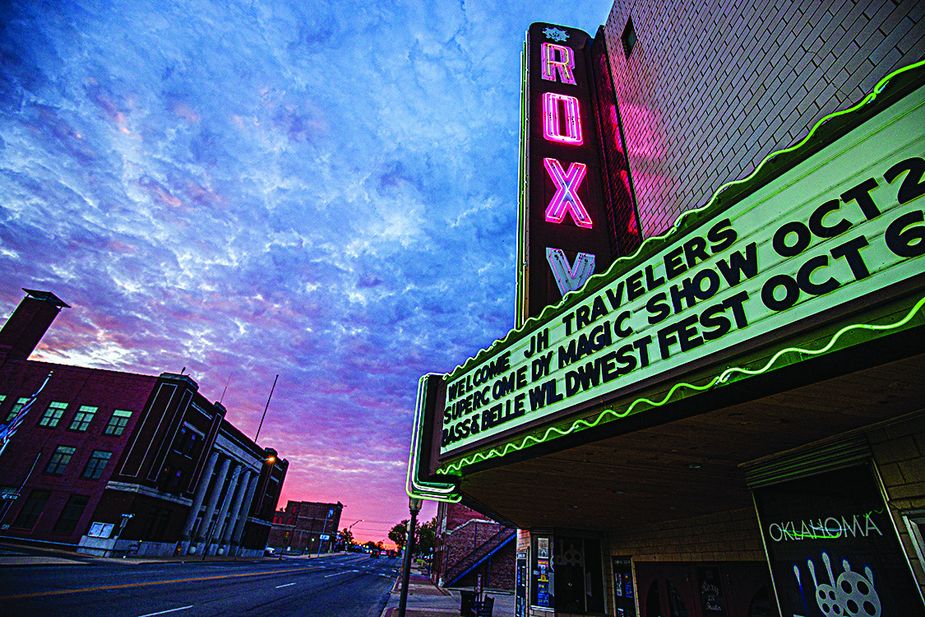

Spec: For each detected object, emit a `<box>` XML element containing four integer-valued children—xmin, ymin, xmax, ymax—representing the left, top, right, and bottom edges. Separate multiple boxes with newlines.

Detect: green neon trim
<box><xmin>438</xmin><ymin>296</ymin><xmax>925</xmax><ymax>475</ymax></box>
<box><xmin>445</xmin><ymin>59</ymin><xmax>925</xmax><ymax>382</ymax></box>
<box><xmin>405</xmin><ymin>374</ymin><xmax>461</xmax><ymax>502</ymax></box>
<box><xmin>515</xmin><ymin>40</ymin><xmax>530</xmax><ymax>329</ymax></box>
<box><xmin>409</xmin><ymin>60</ymin><xmax>924</xmax><ymax>496</ymax></box>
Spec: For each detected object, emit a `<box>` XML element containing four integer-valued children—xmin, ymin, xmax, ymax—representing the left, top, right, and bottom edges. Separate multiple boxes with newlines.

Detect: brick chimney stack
<box><xmin>0</xmin><ymin>289</ymin><xmax>70</xmax><ymax>361</ymax></box>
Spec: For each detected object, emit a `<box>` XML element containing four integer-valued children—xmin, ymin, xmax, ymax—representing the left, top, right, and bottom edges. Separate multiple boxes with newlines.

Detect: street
<box><xmin>0</xmin><ymin>551</ymin><xmax>398</xmax><ymax>617</ymax></box>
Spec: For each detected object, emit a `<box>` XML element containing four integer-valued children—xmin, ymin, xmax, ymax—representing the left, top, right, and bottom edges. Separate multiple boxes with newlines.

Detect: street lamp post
<box><xmin>317</xmin><ymin>508</ymin><xmax>333</xmax><ymax>557</ymax></box>
<box><xmin>345</xmin><ymin>519</ymin><xmax>363</xmax><ymax>552</ymax></box>
<box><xmin>397</xmin><ymin>497</ymin><xmax>422</xmax><ymax>617</ymax></box>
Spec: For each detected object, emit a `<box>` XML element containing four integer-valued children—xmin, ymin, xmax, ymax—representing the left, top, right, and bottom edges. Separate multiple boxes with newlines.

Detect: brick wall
<box><xmin>869</xmin><ymin>412</ymin><xmax>925</xmax><ymax>597</ymax></box>
<box><xmin>602</xmin><ymin>0</ymin><xmax>925</xmax><ymax>238</ymax></box>
<box><xmin>434</xmin><ymin>503</ymin><xmax>515</xmax><ymax>590</ymax></box>
<box><xmin>0</xmin><ymin>359</ymin><xmax>157</xmax><ymax>544</ymax></box>
<box><xmin>607</xmin><ymin>507</ymin><xmax>765</xmax><ymax>562</ymax></box>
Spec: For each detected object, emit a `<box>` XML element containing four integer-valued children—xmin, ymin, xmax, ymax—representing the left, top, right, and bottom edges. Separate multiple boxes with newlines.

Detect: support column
<box><xmin>212</xmin><ymin>463</ymin><xmax>242</xmax><ymax>553</ymax></box>
<box><xmin>182</xmin><ymin>450</ymin><xmax>219</xmax><ymax>541</ymax></box>
<box><xmin>231</xmin><ymin>472</ymin><xmax>260</xmax><ymax>551</ymax></box>
<box><xmin>222</xmin><ymin>468</ymin><xmax>251</xmax><ymax>546</ymax></box>
<box><xmin>196</xmin><ymin>456</ymin><xmax>230</xmax><ymax>544</ymax></box>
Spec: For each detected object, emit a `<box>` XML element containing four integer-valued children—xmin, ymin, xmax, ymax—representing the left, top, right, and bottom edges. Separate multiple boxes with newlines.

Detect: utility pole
<box><xmin>397</xmin><ymin>498</ymin><xmax>422</xmax><ymax>617</ymax></box>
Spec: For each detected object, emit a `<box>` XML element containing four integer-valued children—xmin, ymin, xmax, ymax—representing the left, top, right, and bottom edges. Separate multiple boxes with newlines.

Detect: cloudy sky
<box><xmin>0</xmin><ymin>0</ymin><xmax>612</xmax><ymax>542</ymax></box>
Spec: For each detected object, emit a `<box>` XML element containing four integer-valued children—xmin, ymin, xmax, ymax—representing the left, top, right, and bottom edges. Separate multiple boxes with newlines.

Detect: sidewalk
<box><xmin>380</xmin><ymin>565</ymin><xmax>515</xmax><ymax>617</ymax></box>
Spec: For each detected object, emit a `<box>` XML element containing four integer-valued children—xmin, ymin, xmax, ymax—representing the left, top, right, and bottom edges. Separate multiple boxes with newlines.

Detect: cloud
<box><xmin>0</xmin><ymin>0</ymin><xmax>613</xmax><ymax>540</ymax></box>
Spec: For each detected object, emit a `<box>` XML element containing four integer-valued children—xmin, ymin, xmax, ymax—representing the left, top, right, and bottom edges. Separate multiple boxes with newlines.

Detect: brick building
<box><xmin>431</xmin><ymin>503</ymin><xmax>515</xmax><ymax>591</ymax></box>
<box><xmin>408</xmin><ymin>1</ymin><xmax>925</xmax><ymax>616</ymax></box>
<box><xmin>602</xmin><ymin>0</ymin><xmax>924</xmax><ymax>238</ymax></box>
<box><xmin>0</xmin><ymin>289</ymin><xmax>288</xmax><ymax>558</ymax></box>
<box><xmin>268</xmin><ymin>500</ymin><xmax>343</xmax><ymax>554</ymax></box>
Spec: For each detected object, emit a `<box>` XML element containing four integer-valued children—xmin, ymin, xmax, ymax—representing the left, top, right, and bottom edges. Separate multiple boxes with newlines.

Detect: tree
<box><xmin>416</xmin><ymin>518</ymin><xmax>437</xmax><ymax>555</ymax></box>
<box><xmin>388</xmin><ymin>517</ymin><xmax>438</xmax><ymax>555</ymax></box>
<box><xmin>340</xmin><ymin>527</ymin><xmax>354</xmax><ymax>551</ymax></box>
<box><xmin>389</xmin><ymin>519</ymin><xmax>409</xmax><ymax>550</ymax></box>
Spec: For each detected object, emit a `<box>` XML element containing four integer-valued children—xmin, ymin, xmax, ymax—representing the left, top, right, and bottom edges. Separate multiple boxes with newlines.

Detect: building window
<box><xmin>38</xmin><ymin>401</ymin><xmax>68</xmax><ymax>428</ymax></box>
<box><xmin>52</xmin><ymin>494</ymin><xmax>89</xmax><ymax>534</ymax></box>
<box><xmin>68</xmin><ymin>405</ymin><xmax>98</xmax><ymax>432</ymax></box>
<box><xmin>621</xmin><ymin>17</ymin><xmax>636</xmax><ymax>58</ymax></box>
<box><xmin>103</xmin><ymin>409</ymin><xmax>132</xmax><ymax>436</ymax></box>
<box><xmin>159</xmin><ymin>465</ymin><xmax>185</xmax><ymax>494</ymax></box>
<box><xmin>13</xmin><ymin>489</ymin><xmax>50</xmax><ymax>529</ymax></box>
<box><xmin>6</xmin><ymin>397</ymin><xmax>30</xmax><ymax>422</ymax></box>
<box><xmin>172</xmin><ymin>423</ymin><xmax>203</xmax><ymax>458</ymax></box>
<box><xmin>45</xmin><ymin>445</ymin><xmax>77</xmax><ymax>475</ymax></box>
<box><xmin>82</xmin><ymin>450</ymin><xmax>112</xmax><ymax>480</ymax></box>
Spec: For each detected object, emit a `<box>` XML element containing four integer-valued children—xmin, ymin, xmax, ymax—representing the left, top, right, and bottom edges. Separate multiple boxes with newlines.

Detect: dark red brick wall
<box><xmin>455</xmin><ymin>538</ymin><xmax>516</xmax><ymax>591</ymax></box>
<box><xmin>268</xmin><ymin>500</ymin><xmax>341</xmax><ymax>551</ymax></box>
<box><xmin>434</xmin><ymin>503</ymin><xmax>515</xmax><ymax>591</ymax></box>
<box><xmin>0</xmin><ymin>359</ymin><xmax>157</xmax><ymax>544</ymax></box>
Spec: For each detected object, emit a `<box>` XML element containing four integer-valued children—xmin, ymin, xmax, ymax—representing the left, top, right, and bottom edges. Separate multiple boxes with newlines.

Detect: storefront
<box><xmin>406</xmin><ymin>27</ymin><xmax>925</xmax><ymax>616</ymax></box>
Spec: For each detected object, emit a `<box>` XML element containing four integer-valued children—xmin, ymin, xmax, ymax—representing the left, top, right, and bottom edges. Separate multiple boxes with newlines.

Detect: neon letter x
<box><xmin>544</xmin><ymin>158</ymin><xmax>592</xmax><ymax>228</ymax></box>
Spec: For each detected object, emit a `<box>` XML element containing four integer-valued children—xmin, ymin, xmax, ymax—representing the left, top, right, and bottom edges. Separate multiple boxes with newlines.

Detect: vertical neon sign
<box><xmin>517</xmin><ymin>23</ymin><xmax>619</xmax><ymax>327</ymax></box>
<box><xmin>540</xmin><ymin>32</ymin><xmax>595</xmax><ymax>297</ymax></box>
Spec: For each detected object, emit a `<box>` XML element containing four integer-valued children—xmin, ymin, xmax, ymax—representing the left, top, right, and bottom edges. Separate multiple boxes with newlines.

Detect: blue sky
<box><xmin>0</xmin><ymin>0</ymin><xmax>613</xmax><ymax>540</ymax></box>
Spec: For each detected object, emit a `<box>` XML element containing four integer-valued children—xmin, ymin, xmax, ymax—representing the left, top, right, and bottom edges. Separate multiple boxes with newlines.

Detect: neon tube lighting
<box><xmin>546</xmin><ymin>248</ymin><xmax>596</xmax><ymax>296</ymax></box>
<box><xmin>405</xmin><ymin>374</ymin><xmax>461</xmax><ymax>502</ymax></box>
<box><xmin>419</xmin><ymin>60</ymin><xmax>925</xmax><ymax>482</ymax></box>
<box><xmin>543</xmin><ymin>92</ymin><xmax>583</xmax><ymax>145</ymax></box>
<box><xmin>445</xmin><ymin>60</ymin><xmax>925</xmax><ymax>381</ymax></box>
<box><xmin>438</xmin><ymin>296</ymin><xmax>925</xmax><ymax>475</ymax></box>
<box><xmin>543</xmin><ymin>158</ymin><xmax>592</xmax><ymax>227</ymax></box>
<box><xmin>540</xmin><ymin>43</ymin><xmax>577</xmax><ymax>85</ymax></box>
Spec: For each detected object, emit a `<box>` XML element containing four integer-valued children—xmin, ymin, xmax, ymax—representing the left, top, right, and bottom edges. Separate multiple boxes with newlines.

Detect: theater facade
<box><xmin>407</xmin><ymin>3</ymin><xmax>925</xmax><ymax>616</ymax></box>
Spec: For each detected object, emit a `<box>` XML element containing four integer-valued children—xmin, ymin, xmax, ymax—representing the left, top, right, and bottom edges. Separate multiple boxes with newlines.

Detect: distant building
<box><xmin>268</xmin><ymin>500</ymin><xmax>343</xmax><ymax>553</ymax></box>
<box><xmin>431</xmin><ymin>503</ymin><xmax>515</xmax><ymax>591</ymax></box>
<box><xmin>0</xmin><ymin>289</ymin><xmax>288</xmax><ymax>558</ymax></box>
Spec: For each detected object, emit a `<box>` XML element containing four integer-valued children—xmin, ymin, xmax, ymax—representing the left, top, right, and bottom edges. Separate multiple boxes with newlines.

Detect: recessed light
<box><xmin>687</xmin><ymin>463</ymin><xmax>703</xmax><ymax>470</ymax></box>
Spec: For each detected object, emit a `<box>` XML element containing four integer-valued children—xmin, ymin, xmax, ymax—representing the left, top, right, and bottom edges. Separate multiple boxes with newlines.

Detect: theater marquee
<box><xmin>440</xmin><ymin>82</ymin><xmax>925</xmax><ymax>457</ymax></box>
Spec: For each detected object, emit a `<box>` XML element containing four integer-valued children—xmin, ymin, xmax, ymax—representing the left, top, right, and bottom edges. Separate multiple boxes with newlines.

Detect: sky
<box><xmin>0</xmin><ymin>0</ymin><xmax>613</xmax><ymax>544</ymax></box>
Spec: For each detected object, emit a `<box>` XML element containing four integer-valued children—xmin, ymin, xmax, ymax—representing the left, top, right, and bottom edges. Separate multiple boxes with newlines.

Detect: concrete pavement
<box><xmin>380</xmin><ymin>565</ymin><xmax>515</xmax><ymax>617</ymax></box>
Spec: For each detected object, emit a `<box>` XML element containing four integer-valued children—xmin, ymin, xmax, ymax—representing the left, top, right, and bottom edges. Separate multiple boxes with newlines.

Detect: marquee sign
<box><xmin>516</xmin><ymin>23</ymin><xmax>623</xmax><ymax>326</ymax></box>
<box><xmin>440</xmin><ymin>81</ymin><xmax>925</xmax><ymax>457</ymax></box>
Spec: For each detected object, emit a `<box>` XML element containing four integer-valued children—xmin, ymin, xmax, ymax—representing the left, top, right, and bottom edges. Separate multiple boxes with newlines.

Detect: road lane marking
<box><xmin>137</xmin><ymin>606</ymin><xmax>193</xmax><ymax>617</ymax></box>
<box><xmin>0</xmin><ymin>566</ymin><xmax>322</xmax><ymax>601</ymax></box>
<box><xmin>275</xmin><ymin>582</ymin><xmax>296</xmax><ymax>589</ymax></box>
<box><xmin>323</xmin><ymin>570</ymin><xmax>356</xmax><ymax>578</ymax></box>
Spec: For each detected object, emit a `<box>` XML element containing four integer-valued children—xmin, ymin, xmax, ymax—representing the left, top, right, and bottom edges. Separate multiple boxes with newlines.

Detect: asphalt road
<box><xmin>0</xmin><ymin>552</ymin><xmax>398</xmax><ymax>617</ymax></box>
